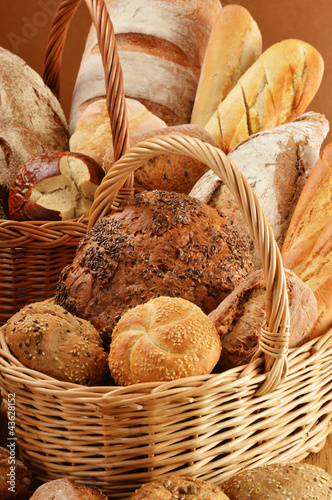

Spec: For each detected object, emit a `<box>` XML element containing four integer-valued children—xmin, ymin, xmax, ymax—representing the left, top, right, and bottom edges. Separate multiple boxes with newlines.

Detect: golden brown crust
<box><xmin>55</xmin><ymin>190</ymin><xmax>255</xmax><ymax>350</ymax></box>
<box><xmin>0</xmin><ymin>447</ymin><xmax>36</xmax><ymax>500</ymax></box>
<box><xmin>29</xmin><ymin>478</ymin><xmax>107</xmax><ymax>499</ymax></box>
<box><xmin>221</xmin><ymin>462</ymin><xmax>332</xmax><ymax>499</ymax></box>
<box><xmin>129</xmin><ymin>475</ymin><xmax>230</xmax><ymax>499</ymax></box>
<box><xmin>109</xmin><ymin>296</ymin><xmax>222</xmax><ymax>385</ymax></box>
<box><xmin>208</xmin><ymin>268</ymin><xmax>318</xmax><ymax>371</ymax></box>
<box><xmin>4</xmin><ymin>301</ymin><xmax>109</xmax><ymax>385</ymax></box>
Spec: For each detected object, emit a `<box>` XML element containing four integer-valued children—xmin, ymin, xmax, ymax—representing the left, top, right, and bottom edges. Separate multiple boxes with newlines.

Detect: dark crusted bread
<box><xmin>0</xmin><ymin>446</ymin><xmax>36</xmax><ymax>500</ymax></box>
<box><xmin>55</xmin><ymin>190</ymin><xmax>255</xmax><ymax>350</ymax></box>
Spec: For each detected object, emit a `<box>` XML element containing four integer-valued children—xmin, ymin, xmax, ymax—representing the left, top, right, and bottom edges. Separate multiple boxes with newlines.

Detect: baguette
<box><xmin>204</xmin><ymin>39</ymin><xmax>324</xmax><ymax>153</ymax></box>
<box><xmin>191</xmin><ymin>5</ymin><xmax>262</xmax><ymax>128</ymax></box>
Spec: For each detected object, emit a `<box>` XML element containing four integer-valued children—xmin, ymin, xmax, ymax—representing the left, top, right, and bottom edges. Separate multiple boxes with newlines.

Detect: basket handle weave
<box><xmin>88</xmin><ymin>134</ymin><xmax>290</xmax><ymax>396</ymax></box>
<box><xmin>43</xmin><ymin>0</ymin><xmax>134</xmax><ymax>203</ymax></box>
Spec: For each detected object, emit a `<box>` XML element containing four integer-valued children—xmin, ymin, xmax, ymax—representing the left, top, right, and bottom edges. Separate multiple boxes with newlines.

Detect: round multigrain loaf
<box><xmin>0</xmin><ymin>47</ymin><xmax>69</xmax><ymax>216</ymax></box>
<box><xmin>55</xmin><ymin>190</ymin><xmax>255</xmax><ymax>351</ymax></box>
<box><xmin>29</xmin><ymin>478</ymin><xmax>108</xmax><ymax>499</ymax></box>
<box><xmin>109</xmin><ymin>296</ymin><xmax>222</xmax><ymax>385</ymax></box>
<box><xmin>221</xmin><ymin>462</ymin><xmax>332</xmax><ymax>499</ymax></box>
<box><xmin>208</xmin><ymin>268</ymin><xmax>318</xmax><ymax>372</ymax></box>
<box><xmin>129</xmin><ymin>475</ymin><xmax>230</xmax><ymax>499</ymax></box>
<box><xmin>3</xmin><ymin>301</ymin><xmax>109</xmax><ymax>385</ymax></box>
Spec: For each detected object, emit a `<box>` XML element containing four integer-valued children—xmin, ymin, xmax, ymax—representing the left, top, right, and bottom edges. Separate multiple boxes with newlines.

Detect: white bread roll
<box><xmin>69</xmin><ymin>0</ymin><xmax>222</xmax><ymax>133</ymax></box>
<box><xmin>204</xmin><ymin>39</ymin><xmax>324</xmax><ymax>153</ymax></box>
<box><xmin>191</xmin><ymin>5</ymin><xmax>262</xmax><ymax>128</ymax></box>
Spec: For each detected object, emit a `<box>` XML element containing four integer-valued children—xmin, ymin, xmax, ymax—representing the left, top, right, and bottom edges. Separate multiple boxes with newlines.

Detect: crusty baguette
<box><xmin>204</xmin><ymin>39</ymin><xmax>324</xmax><ymax>153</ymax></box>
<box><xmin>69</xmin><ymin>0</ymin><xmax>222</xmax><ymax>134</ymax></box>
<box><xmin>191</xmin><ymin>4</ymin><xmax>262</xmax><ymax>128</ymax></box>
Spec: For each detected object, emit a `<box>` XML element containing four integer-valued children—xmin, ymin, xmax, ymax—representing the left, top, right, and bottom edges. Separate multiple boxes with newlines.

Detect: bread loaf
<box><xmin>55</xmin><ymin>190</ymin><xmax>255</xmax><ymax>350</ymax></box>
<box><xmin>69</xmin><ymin>0</ymin><xmax>222</xmax><ymax>133</ymax></box>
<box><xmin>8</xmin><ymin>152</ymin><xmax>105</xmax><ymax>221</ymax></box>
<box><xmin>191</xmin><ymin>5</ymin><xmax>262</xmax><ymax>128</ymax></box>
<box><xmin>190</xmin><ymin>112</ymin><xmax>329</xmax><ymax>266</ymax></box>
<box><xmin>208</xmin><ymin>268</ymin><xmax>318</xmax><ymax>372</ymax></box>
<box><xmin>103</xmin><ymin>124</ymin><xmax>217</xmax><ymax>194</ymax></box>
<box><xmin>204</xmin><ymin>39</ymin><xmax>324</xmax><ymax>153</ymax></box>
<box><xmin>29</xmin><ymin>478</ymin><xmax>108</xmax><ymax>499</ymax></box>
<box><xmin>281</xmin><ymin>143</ymin><xmax>332</xmax><ymax>339</ymax></box>
<box><xmin>0</xmin><ymin>446</ymin><xmax>36</xmax><ymax>500</ymax></box>
<box><xmin>221</xmin><ymin>462</ymin><xmax>332</xmax><ymax>499</ymax></box>
<box><xmin>129</xmin><ymin>475</ymin><xmax>230</xmax><ymax>499</ymax></box>
<box><xmin>0</xmin><ymin>47</ymin><xmax>69</xmax><ymax>216</ymax></box>
<box><xmin>3</xmin><ymin>300</ymin><xmax>109</xmax><ymax>385</ymax></box>
<box><xmin>70</xmin><ymin>98</ymin><xmax>167</xmax><ymax>167</ymax></box>
<box><xmin>109</xmin><ymin>296</ymin><xmax>222</xmax><ymax>385</ymax></box>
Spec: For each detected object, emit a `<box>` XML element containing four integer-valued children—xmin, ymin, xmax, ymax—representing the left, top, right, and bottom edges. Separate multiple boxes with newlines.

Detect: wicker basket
<box><xmin>0</xmin><ymin>0</ymin><xmax>132</xmax><ymax>326</ymax></box>
<box><xmin>1</xmin><ymin>134</ymin><xmax>332</xmax><ymax>498</ymax></box>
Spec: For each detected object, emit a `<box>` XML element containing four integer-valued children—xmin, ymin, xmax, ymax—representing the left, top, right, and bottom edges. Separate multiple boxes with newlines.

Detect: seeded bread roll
<box><xmin>129</xmin><ymin>475</ymin><xmax>230</xmax><ymax>499</ymax></box>
<box><xmin>109</xmin><ymin>296</ymin><xmax>222</xmax><ymax>385</ymax></box>
<box><xmin>208</xmin><ymin>268</ymin><xmax>318</xmax><ymax>372</ymax></box>
<box><xmin>55</xmin><ymin>190</ymin><xmax>255</xmax><ymax>350</ymax></box>
<box><xmin>3</xmin><ymin>301</ymin><xmax>109</xmax><ymax>385</ymax></box>
<box><xmin>221</xmin><ymin>462</ymin><xmax>332</xmax><ymax>499</ymax></box>
<box><xmin>29</xmin><ymin>478</ymin><xmax>107</xmax><ymax>499</ymax></box>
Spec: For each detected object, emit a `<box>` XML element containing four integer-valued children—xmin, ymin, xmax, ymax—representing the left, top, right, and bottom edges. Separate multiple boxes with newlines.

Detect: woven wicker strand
<box><xmin>89</xmin><ymin>134</ymin><xmax>290</xmax><ymax>396</ymax></box>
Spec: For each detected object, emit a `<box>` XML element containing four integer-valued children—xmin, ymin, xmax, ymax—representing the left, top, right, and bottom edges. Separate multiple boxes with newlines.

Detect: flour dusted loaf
<box><xmin>30</xmin><ymin>478</ymin><xmax>108</xmax><ymax>499</ymax></box>
<box><xmin>221</xmin><ymin>462</ymin><xmax>332</xmax><ymax>499</ymax></box>
<box><xmin>109</xmin><ymin>296</ymin><xmax>222</xmax><ymax>385</ymax></box>
<box><xmin>209</xmin><ymin>268</ymin><xmax>318</xmax><ymax>372</ymax></box>
<box><xmin>0</xmin><ymin>47</ymin><xmax>69</xmax><ymax>216</ymax></box>
<box><xmin>3</xmin><ymin>300</ymin><xmax>109</xmax><ymax>385</ymax></box>
<box><xmin>204</xmin><ymin>39</ymin><xmax>324</xmax><ymax>153</ymax></box>
<box><xmin>190</xmin><ymin>112</ymin><xmax>329</xmax><ymax>267</ymax></box>
<box><xmin>69</xmin><ymin>0</ymin><xmax>222</xmax><ymax>133</ymax></box>
<box><xmin>129</xmin><ymin>475</ymin><xmax>230</xmax><ymax>499</ymax></box>
<box><xmin>55</xmin><ymin>190</ymin><xmax>255</xmax><ymax>350</ymax></box>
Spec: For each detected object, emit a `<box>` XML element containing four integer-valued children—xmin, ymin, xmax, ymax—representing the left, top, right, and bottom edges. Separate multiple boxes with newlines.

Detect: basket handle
<box><xmin>88</xmin><ymin>134</ymin><xmax>290</xmax><ymax>396</ymax></box>
<box><xmin>43</xmin><ymin>0</ymin><xmax>133</xmax><ymax>199</ymax></box>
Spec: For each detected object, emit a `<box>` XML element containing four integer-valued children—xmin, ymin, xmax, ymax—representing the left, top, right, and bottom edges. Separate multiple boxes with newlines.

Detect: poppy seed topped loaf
<box><xmin>55</xmin><ymin>190</ymin><xmax>255</xmax><ymax>350</ymax></box>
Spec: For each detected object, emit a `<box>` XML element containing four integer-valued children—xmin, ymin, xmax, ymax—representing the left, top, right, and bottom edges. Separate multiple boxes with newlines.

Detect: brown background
<box><xmin>0</xmin><ymin>0</ymin><xmax>331</xmax><ymax>147</ymax></box>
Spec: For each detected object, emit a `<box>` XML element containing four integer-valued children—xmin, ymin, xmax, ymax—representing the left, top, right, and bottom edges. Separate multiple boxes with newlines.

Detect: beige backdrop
<box><xmin>0</xmin><ymin>0</ymin><xmax>331</xmax><ymax>147</ymax></box>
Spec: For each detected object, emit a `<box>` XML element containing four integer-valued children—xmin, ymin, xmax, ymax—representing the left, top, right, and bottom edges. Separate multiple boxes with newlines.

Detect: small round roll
<box><xmin>109</xmin><ymin>296</ymin><xmax>222</xmax><ymax>386</ymax></box>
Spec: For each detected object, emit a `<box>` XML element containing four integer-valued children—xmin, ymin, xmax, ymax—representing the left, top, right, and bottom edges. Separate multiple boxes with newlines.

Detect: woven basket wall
<box><xmin>1</xmin><ymin>134</ymin><xmax>332</xmax><ymax>498</ymax></box>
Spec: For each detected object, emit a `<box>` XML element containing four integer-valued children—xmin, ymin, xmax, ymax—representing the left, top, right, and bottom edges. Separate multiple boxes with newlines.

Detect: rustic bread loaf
<box><xmin>191</xmin><ymin>4</ymin><xmax>262</xmax><ymax>128</ymax></box>
<box><xmin>8</xmin><ymin>152</ymin><xmax>105</xmax><ymax>221</ymax></box>
<box><xmin>221</xmin><ymin>462</ymin><xmax>332</xmax><ymax>499</ymax></box>
<box><xmin>103</xmin><ymin>124</ymin><xmax>217</xmax><ymax>194</ymax></box>
<box><xmin>0</xmin><ymin>47</ymin><xmax>69</xmax><ymax>216</ymax></box>
<box><xmin>129</xmin><ymin>475</ymin><xmax>230</xmax><ymax>499</ymax></box>
<box><xmin>204</xmin><ymin>39</ymin><xmax>324</xmax><ymax>153</ymax></box>
<box><xmin>282</xmin><ymin>142</ymin><xmax>332</xmax><ymax>339</ymax></box>
<box><xmin>109</xmin><ymin>296</ymin><xmax>222</xmax><ymax>385</ymax></box>
<box><xmin>29</xmin><ymin>478</ymin><xmax>108</xmax><ymax>499</ymax></box>
<box><xmin>208</xmin><ymin>268</ymin><xmax>318</xmax><ymax>372</ymax></box>
<box><xmin>55</xmin><ymin>190</ymin><xmax>255</xmax><ymax>350</ymax></box>
<box><xmin>4</xmin><ymin>300</ymin><xmax>109</xmax><ymax>385</ymax></box>
<box><xmin>69</xmin><ymin>0</ymin><xmax>222</xmax><ymax>133</ymax></box>
<box><xmin>0</xmin><ymin>446</ymin><xmax>36</xmax><ymax>500</ymax></box>
<box><xmin>70</xmin><ymin>98</ymin><xmax>167</xmax><ymax>167</ymax></box>
<box><xmin>190</xmin><ymin>112</ymin><xmax>329</xmax><ymax>267</ymax></box>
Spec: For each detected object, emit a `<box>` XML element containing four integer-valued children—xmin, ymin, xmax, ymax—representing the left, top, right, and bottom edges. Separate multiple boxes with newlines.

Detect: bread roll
<box><xmin>4</xmin><ymin>301</ymin><xmax>109</xmax><ymax>385</ymax></box>
<box><xmin>0</xmin><ymin>446</ymin><xmax>36</xmax><ymax>500</ymax></box>
<box><xmin>281</xmin><ymin>143</ymin><xmax>332</xmax><ymax>339</ymax></box>
<box><xmin>8</xmin><ymin>152</ymin><xmax>105</xmax><ymax>221</ymax></box>
<box><xmin>103</xmin><ymin>124</ymin><xmax>217</xmax><ymax>194</ymax></box>
<box><xmin>191</xmin><ymin>5</ymin><xmax>262</xmax><ymax>128</ymax></box>
<box><xmin>70</xmin><ymin>98</ymin><xmax>167</xmax><ymax>167</ymax></box>
<box><xmin>69</xmin><ymin>0</ymin><xmax>222</xmax><ymax>133</ymax></box>
<box><xmin>190</xmin><ymin>112</ymin><xmax>329</xmax><ymax>266</ymax></box>
<box><xmin>55</xmin><ymin>190</ymin><xmax>255</xmax><ymax>350</ymax></box>
<box><xmin>208</xmin><ymin>268</ymin><xmax>318</xmax><ymax>372</ymax></box>
<box><xmin>0</xmin><ymin>47</ymin><xmax>69</xmax><ymax>216</ymax></box>
<box><xmin>29</xmin><ymin>478</ymin><xmax>107</xmax><ymax>499</ymax></box>
<box><xmin>109</xmin><ymin>296</ymin><xmax>222</xmax><ymax>385</ymax></box>
<box><xmin>221</xmin><ymin>462</ymin><xmax>332</xmax><ymax>499</ymax></box>
<box><xmin>129</xmin><ymin>475</ymin><xmax>230</xmax><ymax>499</ymax></box>
<box><xmin>204</xmin><ymin>39</ymin><xmax>324</xmax><ymax>153</ymax></box>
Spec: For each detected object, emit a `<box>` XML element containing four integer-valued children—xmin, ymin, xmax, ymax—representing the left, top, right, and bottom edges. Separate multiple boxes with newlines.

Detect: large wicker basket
<box><xmin>1</xmin><ymin>134</ymin><xmax>332</xmax><ymax>498</ymax></box>
<box><xmin>0</xmin><ymin>0</ymin><xmax>131</xmax><ymax>325</ymax></box>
